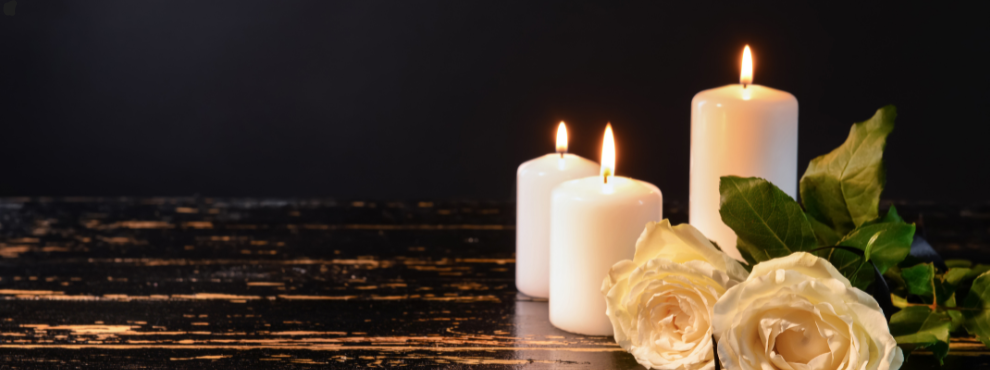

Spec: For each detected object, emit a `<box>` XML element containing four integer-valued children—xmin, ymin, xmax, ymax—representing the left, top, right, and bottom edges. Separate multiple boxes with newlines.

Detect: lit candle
<box><xmin>689</xmin><ymin>45</ymin><xmax>799</xmax><ymax>260</ymax></box>
<box><xmin>516</xmin><ymin>122</ymin><xmax>599</xmax><ymax>298</ymax></box>
<box><xmin>549</xmin><ymin>124</ymin><xmax>662</xmax><ymax>335</ymax></box>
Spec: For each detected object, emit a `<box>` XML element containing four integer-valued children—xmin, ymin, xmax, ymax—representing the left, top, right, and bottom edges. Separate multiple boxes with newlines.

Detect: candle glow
<box><xmin>740</xmin><ymin>45</ymin><xmax>753</xmax><ymax>87</ymax></box>
<box><xmin>600</xmin><ymin>124</ymin><xmax>615</xmax><ymax>184</ymax></box>
<box><xmin>556</xmin><ymin>121</ymin><xmax>568</xmax><ymax>155</ymax></box>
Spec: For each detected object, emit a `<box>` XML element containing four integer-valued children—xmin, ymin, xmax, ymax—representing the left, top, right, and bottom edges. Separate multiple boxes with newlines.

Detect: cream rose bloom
<box><xmin>713</xmin><ymin>252</ymin><xmax>903</xmax><ymax>370</ymax></box>
<box><xmin>602</xmin><ymin>220</ymin><xmax>748</xmax><ymax>370</ymax></box>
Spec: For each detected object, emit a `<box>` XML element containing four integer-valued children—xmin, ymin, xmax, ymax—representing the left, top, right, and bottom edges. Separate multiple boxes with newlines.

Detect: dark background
<box><xmin>1</xmin><ymin>1</ymin><xmax>987</xmax><ymax>202</ymax></box>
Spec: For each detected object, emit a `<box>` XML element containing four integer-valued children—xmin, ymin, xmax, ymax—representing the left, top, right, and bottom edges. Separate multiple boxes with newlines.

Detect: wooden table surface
<box><xmin>0</xmin><ymin>198</ymin><xmax>987</xmax><ymax>369</ymax></box>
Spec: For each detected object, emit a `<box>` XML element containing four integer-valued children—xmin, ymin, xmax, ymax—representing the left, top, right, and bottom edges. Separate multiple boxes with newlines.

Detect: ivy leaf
<box><xmin>816</xmin><ymin>220</ymin><xmax>913</xmax><ymax>291</ymax></box>
<box><xmin>890</xmin><ymin>306</ymin><xmax>951</xmax><ymax>364</ymax></box>
<box><xmin>949</xmin><ymin>309</ymin><xmax>965</xmax><ymax>334</ymax></box>
<box><xmin>836</xmin><ymin>222</ymin><xmax>915</xmax><ymax>274</ymax></box>
<box><xmin>891</xmin><ymin>293</ymin><xmax>909</xmax><ymax>308</ymax></box>
<box><xmin>901</xmin><ymin>265</ymin><xmax>971</xmax><ymax>306</ymax></box>
<box><xmin>939</xmin><ymin>269</ymin><xmax>971</xmax><ymax>333</ymax></box>
<box><xmin>883</xmin><ymin>205</ymin><xmax>905</xmax><ymax>224</ymax></box>
<box><xmin>902</xmin><ymin>263</ymin><xmax>935</xmax><ymax>299</ymax></box>
<box><xmin>963</xmin><ymin>271</ymin><xmax>990</xmax><ymax>347</ymax></box>
<box><xmin>863</xmin><ymin>206</ymin><xmax>906</xmax><ymax>227</ymax></box>
<box><xmin>800</xmin><ymin>105</ymin><xmax>896</xmax><ymax>236</ymax></box>
<box><xmin>966</xmin><ymin>264</ymin><xmax>990</xmax><ymax>281</ymax></box>
<box><xmin>809</xmin><ymin>217</ymin><xmax>842</xmax><ymax>247</ymax></box>
<box><xmin>824</xmin><ymin>247</ymin><xmax>875</xmax><ymax>291</ymax></box>
<box><xmin>719</xmin><ymin>176</ymin><xmax>817</xmax><ymax>265</ymax></box>
<box><xmin>884</xmin><ymin>265</ymin><xmax>907</xmax><ymax>295</ymax></box>
<box><xmin>942</xmin><ymin>268</ymin><xmax>971</xmax><ymax>297</ymax></box>
<box><xmin>946</xmin><ymin>259</ymin><xmax>973</xmax><ymax>269</ymax></box>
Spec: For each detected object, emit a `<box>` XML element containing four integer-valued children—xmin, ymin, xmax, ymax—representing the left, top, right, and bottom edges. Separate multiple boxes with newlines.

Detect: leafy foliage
<box><xmin>718</xmin><ymin>176</ymin><xmax>817</xmax><ymax>266</ymax></box>
<box><xmin>809</xmin><ymin>217</ymin><xmax>842</xmax><ymax>246</ymax></box>
<box><xmin>902</xmin><ymin>263</ymin><xmax>935</xmax><ymax>298</ymax></box>
<box><xmin>714</xmin><ymin>104</ymin><xmax>990</xmax><ymax>363</ymax></box>
<box><xmin>963</xmin><ymin>272</ymin><xmax>990</xmax><ymax>347</ymax></box>
<box><xmin>800</xmin><ymin>105</ymin><xmax>896</xmax><ymax>235</ymax></box>
<box><xmin>718</xmin><ymin>106</ymin><xmax>914</xmax><ymax>291</ymax></box>
<box><xmin>890</xmin><ymin>306</ymin><xmax>951</xmax><ymax>364</ymax></box>
<box><xmin>828</xmin><ymin>209</ymin><xmax>914</xmax><ymax>290</ymax></box>
<box><xmin>837</xmin><ymin>211</ymin><xmax>914</xmax><ymax>275</ymax></box>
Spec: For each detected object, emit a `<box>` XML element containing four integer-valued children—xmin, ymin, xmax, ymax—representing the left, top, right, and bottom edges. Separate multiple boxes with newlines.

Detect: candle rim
<box><xmin>691</xmin><ymin>84</ymin><xmax>797</xmax><ymax>104</ymax></box>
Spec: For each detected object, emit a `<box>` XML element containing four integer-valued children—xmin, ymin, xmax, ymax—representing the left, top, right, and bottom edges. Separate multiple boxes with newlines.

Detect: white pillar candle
<box><xmin>549</xmin><ymin>124</ymin><xmax>662</xmax><ymax>335</ymax></box>
<box><xmin>689</xmin><ymin>46</ymin><xmax>798</xmax><ymax>261</ymax></box>
<box><xmin>516</xmin><ymin>122</ymin><xmax>599</xmax><ymax>298</ymax></box>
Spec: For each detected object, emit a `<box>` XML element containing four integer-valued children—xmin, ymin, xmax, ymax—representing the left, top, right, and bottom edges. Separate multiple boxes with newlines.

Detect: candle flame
<box><xmin>600</xmin><ymin>123</ymin><xmax>615</xmax><ymax>184</ymax></box>
<box><xmin>556</xmin><ymin>121</ymin><xmax>568</xmax><ymax>154</ymax></box>
<box><xmin>740</xmin><ymin>45</ymin><xmax>753</xmax><ymax>87</ymax></box>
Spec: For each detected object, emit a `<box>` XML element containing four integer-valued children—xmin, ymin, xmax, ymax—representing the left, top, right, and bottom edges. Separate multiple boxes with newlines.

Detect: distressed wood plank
<box><xmin>0</xmin><ymin>198</ymin><xmax>985</xmax><ymax>368</ymax></box>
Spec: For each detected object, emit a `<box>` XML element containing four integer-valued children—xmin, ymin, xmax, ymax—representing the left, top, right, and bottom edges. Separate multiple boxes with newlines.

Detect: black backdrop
<box><xmin>1</xmin><ymin>1</ymin><xmax>987</xmax><ymax>201</ymax></box>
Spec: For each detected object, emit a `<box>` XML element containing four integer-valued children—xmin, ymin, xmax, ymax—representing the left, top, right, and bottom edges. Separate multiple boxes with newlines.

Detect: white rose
<box><xmin>713</xmin><ymin>252</ymin><xmax>904</xmax><ymax>370</ymax></box>
<box><xmin>602</xmin><ymin>220</ymin><xmax>748</xmax><ymax>370</ymax></box>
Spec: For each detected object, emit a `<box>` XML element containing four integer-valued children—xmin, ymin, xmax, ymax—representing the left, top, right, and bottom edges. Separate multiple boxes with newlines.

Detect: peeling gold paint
<box><xmin>269</xmin><ymin>331</ymin><xmax>347</xmax><ymax>336</ymax></box>
<box><xmin>174</xmin><ymin>207</ymin><xmax>198</xmax><ymax>214</ymax></box>
<box><xmin>170</xmin><ymin>355</ymin><xmax>230</xmax><ymax>361</ymax></box>
<box><xmin>0</xmin><ymin>344</ymin><xmax>627</xmax><ymax>352</ymax></box>
<box><xmin>246</xmin><ymin>282</ymin><xmax>284</xmax><ymax>287</ymax></box>
<box><xmin>0</xmin><ymin>289</ymin><xmax>63</xmax><ymax>296</ymax></box>
<box><xmin>22</xmin><ymin>325</ymin><xmax>140</xmax><ymax>334</ymax></box>
<box><xmin>103</xmin><ymin>221</ymin><xmax>173</xmax><ymax>229</ymax></box>
<box><xmin>0</xmin><ymin>246</ymin><xmax>33</xmax><ymax>258</ymax></box>
<box><xmin>277</xmin><ymin>295</ymin><xmax>358</xmax><ymax>301</ymax></box>
<box><xmin>170</xmin><ymin>293</ymin><xmax>262</xmax><ymax>301</ymax></box>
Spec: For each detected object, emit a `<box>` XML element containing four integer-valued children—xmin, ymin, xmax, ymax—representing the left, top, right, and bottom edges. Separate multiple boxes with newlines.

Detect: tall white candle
<box><xmin>516</xmin><ymin>122</ymin><xmax>599</xmax><ymax>298</ymax></box>
<box><xmin>689</xmin><ymin>46</ymin><xmax>798</xmax><ymax>261</ymax></box>
<box><xmin>549</xmin><ymin>124</ymin><xmax>662</xmax><ymax>335</ymax></box>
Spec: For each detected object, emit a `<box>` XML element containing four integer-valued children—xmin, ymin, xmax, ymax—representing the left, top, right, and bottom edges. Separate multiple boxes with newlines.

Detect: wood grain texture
<box><xmin>0</xmin><ymin>198</ymin><xmax>986</xmax><ymax>369</ymax></box>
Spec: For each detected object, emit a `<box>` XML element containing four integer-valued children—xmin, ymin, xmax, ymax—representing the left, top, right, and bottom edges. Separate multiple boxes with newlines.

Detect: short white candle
<box><xmin>516</xmin><ymin>122</ymin><xmax>599</xmax><ymax>298</ymax></box>
<box><xmin>689</xmin><ymin>45</ymin><xmax>798</xmax><ymax>261</ymax></box>
<box><xmin>549</xmin><ymin>124</ymin><xmax>662</xmax><ymax>335</ymax></box>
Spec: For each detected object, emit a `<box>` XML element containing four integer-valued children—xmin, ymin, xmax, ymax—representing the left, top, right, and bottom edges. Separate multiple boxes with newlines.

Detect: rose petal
<box><xmin>712</xmin><ymin>253</ymin><xmax>903</xmax><ymax>370</ymax></box>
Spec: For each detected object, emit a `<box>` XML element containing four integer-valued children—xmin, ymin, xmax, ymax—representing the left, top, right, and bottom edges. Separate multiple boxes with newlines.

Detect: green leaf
<box><xmin>836</xmin><ymin>222</ymin><xmax>915</xmax><ymax>274</ymax></box>
<box><xmin>910</xmin><ymin>268</ymin><xmax>973</xmax><ymax>306</ymax></box>
<box><xmin>962</xmin><ymin>271</ymin><xmax>990</xmax><ymax>347</ymax></box>
<box><xmin>890</xmin><ymin>306</ymin><xmax>951</xmax><ymax>364</ymax></box>
<box><xmin>864</xmin><ymin>206</ymin><xmax>906</xmax><ymax>228</ymax></box>
<box><xmin>809</xmin><ymin>216</ymin><xmax>842</xmax><ymax>247</ymax></box>
<box><xmin>862</xmin><ymin>233</ymin><xmax>877</xmax><ymax>262</ymax></box>
<box><xmin>943</xmin><ymin>268</ymin><xmax>972</xmax><ymax>297</ymax></box>
<box><xmin>824</xmin><ymin>247</ymin><xmax>875</xmax><ymax>291</ymax></box>
<box><xmin>718</xmin><ymin>176</ymin><xmax>818</xmax><ymax>265</ymax></box>
<box><xmin>884</xmin><ymin>265</ymin><xmax>907</xmax><ymax>295</ymax></box>
<box><xmin>942</xmin><ymin>294</ymin><xmax>966</xmax><ymax>334</ymax></box>
<box><xmin>902</xmin><ymin>263</ymin><xmax>936</xmax><ymax>299</ymax></box>
<box><xmin>816</xmin><ymin>221</ymin><xmax>913</xmax><ymax>291</ymax></box>
<box><xmin>800</xmin><ymin>105</ymin><xmax>896</xmax><ymax>236</ymax></box>
<box><xmin>966</xmin><ymin>264</ymin><xmax>990</xmax><ymax>281</ymax></box>
<box><xmin>945</xmin><ymin>259</ymin><xmax>974</xmax><ymax>269</ymax></box>
<box><xmin>949</xmin><ymin>309</ymin><xmax>965</xmax><ymax>334</ymax></box>
<box><xmin>883</xmin><ymin>205</ymin><xmax>905</xmax><ymax>223</ymax></box>
<box><xmin>891</xmin><ymin>293</ymin><xmax>909</xmax><ymax>308</ymax></box>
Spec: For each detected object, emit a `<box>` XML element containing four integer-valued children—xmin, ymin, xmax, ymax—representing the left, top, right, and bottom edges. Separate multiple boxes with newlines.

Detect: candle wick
<box><xmin>559</xmin><ymin>152</ymin><xmax>565</xmax><ymax>159</ymax></box>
